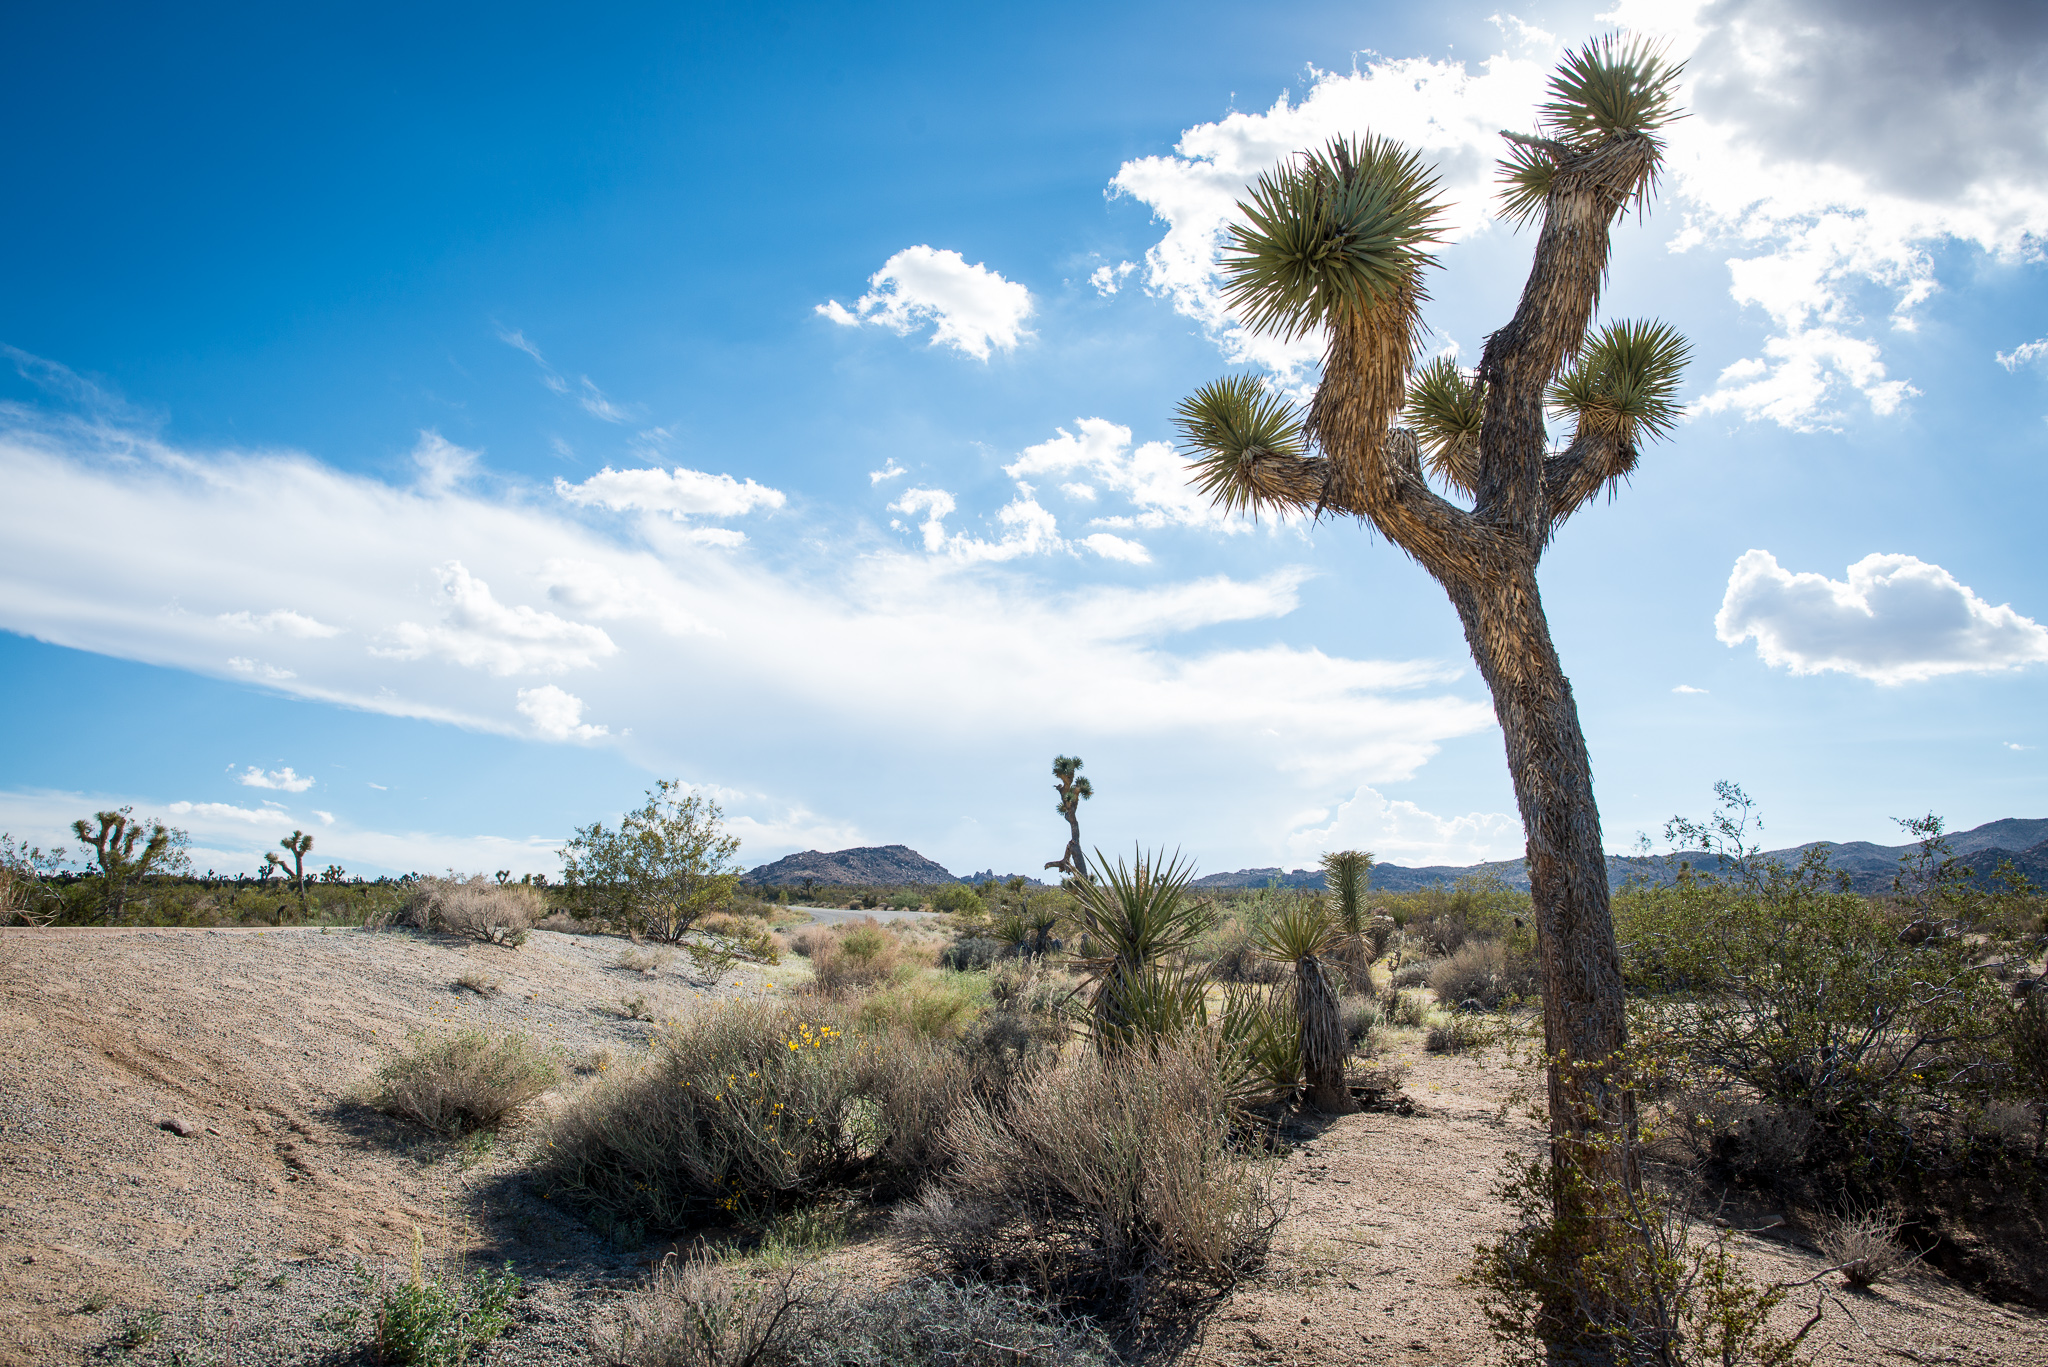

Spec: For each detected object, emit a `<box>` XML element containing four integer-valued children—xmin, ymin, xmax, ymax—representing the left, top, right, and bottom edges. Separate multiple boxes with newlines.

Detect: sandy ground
<box><xmin>2</xmin><ymin>925</ymin><xmax>2044</xmax><ymax>1366</ymax></box>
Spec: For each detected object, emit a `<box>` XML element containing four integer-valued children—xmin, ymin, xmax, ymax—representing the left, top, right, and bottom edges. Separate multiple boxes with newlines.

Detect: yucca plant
<box><xmin>1220</xmin><ymin>984</ymin><xmax>1301</xmax><ymax>1104</ymax></box>
<box><xmin>1069</xmin><ymin>848</ymin><xmax>1207</xmax><ymax>1049</ymax></box>
<box><xmin>1172</xmin><ymin>32</ymin><xmax>1689</xmax><ymax>1336</ymax></box>
<box><xmin>1321</xmin><ymin>849</ymin><xmax>1377</xmax><ymax>990</ymax></box>
<box><xmin>1252</xmin><ymin>900</ymin><xmax>1348</xmax><ymax>1112</ymax></box>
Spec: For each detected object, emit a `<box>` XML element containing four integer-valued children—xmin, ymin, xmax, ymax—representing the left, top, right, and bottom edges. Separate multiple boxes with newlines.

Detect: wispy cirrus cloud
<box><xmin>497</xmin><ymin>327</ymin><xmax>633</xmax><ymax>423</ymax></box>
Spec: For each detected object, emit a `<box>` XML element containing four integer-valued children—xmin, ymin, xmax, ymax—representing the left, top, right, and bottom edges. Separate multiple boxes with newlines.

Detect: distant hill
<box><xmin>743</xmin><ymin>845</ymin><xmax>959</xmax><ymax>887</ymax></box>
<box><xmin>1188</xmin><ymin>816</ymin><xmax>2048</xmax><ymax>897</ymax></box>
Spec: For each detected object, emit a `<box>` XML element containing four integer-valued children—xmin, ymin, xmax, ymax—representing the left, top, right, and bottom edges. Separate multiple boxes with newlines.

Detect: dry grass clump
<box><xmin>617</xmin><ymin>945</ymin><xmax>675</xmax><ymax>974</ymax></box>
<box><xmin>1430</xmin><ymin>937</ymin><xmax>1506</xmax><ymax>1006</ymax></box>
<box><xmin>1389</xmin><ymin>959</ymin><xmax>1436</xmax><ymax>990</ymax></box>
<box><xmin>370</xmin><ymin>1028</ymin><xmax>561</xmax><ymax>1135</ymax></box>
<box><xmin>1424</xmin><ymin>1012</ymin><xmax>1488</xmax><ymax>1054</ymax></box>
<box><xmin>537</xmin><ymin>999</ymin><xmax>970</xmax><ymax>1225</ymax></box>
<box><xmin>1816</xmin><ymin>1204</ymin><xmax>1913</xmax><ymax>1288</ymax></box>
<box><xmin>899</xmin><ymin>1040</ymin><xmax>1282</xmax><ymax>1315</ymax></box>
<box><xmin>453</xmin><ymin>971</ymin><xmax>502</xmax><ymax>997</ymax></box>
<box><xmin>857</xmin><ymin>971</ymin><xmax>984</xmax><ymax>1040</ymax></box>
<box><xmin>809</xmin><ymin>920</ymin><xmax>912</xmax><ymax>995</ymax></box>
<box><xmin>403</xmin><ymin>876</ymin><xmax>542</xmax><ymax>946</ymax></box>
<box><xmin>604</xmin><ymin>1250</ymin><xmax>1114</xmax><ymax>1367</ymax></box>
<box><xmin>1389</xmin><ymin>988</ymin><xmax>1433</xmax><ymax>1027</ymax></box>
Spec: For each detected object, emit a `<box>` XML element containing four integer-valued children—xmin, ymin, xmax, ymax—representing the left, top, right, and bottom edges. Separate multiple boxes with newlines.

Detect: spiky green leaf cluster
<box><xmin>1495</xmin><ymin>36</ymin><xmax>1685</xmax><ymax>223</ymax></box>
<box><xmin>1174</xmin><ymin>375</ymin><xmax>1306</xmax><ymax>517</ymax></box>
<box><xmin>1221</xmin><ymin>135</ymin><xmax>1445</xmax><ymax>341</ymax></box>
<box><xmin>1548</xmin><ymin>318</ymin><xmax>1692</xmax><ymax>446</ymax></box>
<box><xmin>1253</xmin><ymin>899</ymin><xmax>1338</xmax><ymax>964</ymax></box>
<box><xmin>1404</xmin><ymin>355</ymin><xmax>1486</xmax><ymax>492</ymax></box>
<box><xmin>1543</xmin><ymin>35</ymin><xmax>1684</xmax><ymax>144</ymax></box>
<box><xmin>1321</xmin><ymin>849</ymin><xmax>1375</xmax><ymax>936</ymax></box>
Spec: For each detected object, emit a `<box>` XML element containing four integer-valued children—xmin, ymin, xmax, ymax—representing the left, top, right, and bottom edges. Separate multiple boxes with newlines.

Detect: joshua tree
<box><xmin>71</xmin><ymin>808</ymin><xmax>188</xmax><ymax>924</ymax></box>
<box><xmin>267</xmin><ymin>830</ymin><xmax>315</xmax><ymax>908</ymax></box>
<box><xmin>1322</xmin><ymin>848</ymin><xmax>1377</xmax><ymax>987</ymax></box>
<box><xmin>1043</xmin><ymin>755</ymin><xmax>1093</xmax><ymax>881</ymax></box>
<box><xmin>1174</xmin><ymin>39</ymin><xmax>1689</xmax><ymax>1202</ymax></box>
<box><xmin>1253</xmin><ymin>899</ymin><xmax>1348</xmax><ymax>1112</ymax></box>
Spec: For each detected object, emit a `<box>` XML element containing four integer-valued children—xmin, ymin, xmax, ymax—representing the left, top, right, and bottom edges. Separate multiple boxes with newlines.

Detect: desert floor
<box><xmin>2</xmin><ymin>925</ymin><xmax>2043</xmax><ymax>1366</ymax></box>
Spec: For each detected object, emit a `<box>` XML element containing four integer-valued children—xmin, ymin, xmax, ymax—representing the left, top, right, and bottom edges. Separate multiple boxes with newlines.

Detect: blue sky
<box><xmin>3</xmin><ymin>0</ymin><xmax>2044</xmax><ymax>880</ymax></box>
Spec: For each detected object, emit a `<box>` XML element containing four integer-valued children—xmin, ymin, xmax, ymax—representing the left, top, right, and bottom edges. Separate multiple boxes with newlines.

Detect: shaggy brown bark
<box><xmin>1297</xmin><ymin>953</ymin><xmax>1349</xmax><ymax>1113</ymax></box>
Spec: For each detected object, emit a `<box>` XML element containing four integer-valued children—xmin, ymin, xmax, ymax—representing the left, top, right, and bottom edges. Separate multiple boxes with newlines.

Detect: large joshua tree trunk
<box><xmin>1445</xmin><ymin>570</ymin><xmax>1631</xmax><ymax>1175</ymax></box>
<box><xmin>1297</xmin><ymin>951</ymin><xmax>1349</xmax><ymax>1113</ymax></box>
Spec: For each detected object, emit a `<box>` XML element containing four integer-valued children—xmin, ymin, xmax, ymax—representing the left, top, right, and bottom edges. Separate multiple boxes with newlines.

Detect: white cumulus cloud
<box><xmin>1715</xmin><ymin>549</ymin><xmax>2048</xmax><ymax>684</ymax></box>
<box><xmin>1004</xmin><ymin>418</ymin><xmax>1249</xmax><ymax>535</ymax></box>
<box><xmin>1998</xmin><ymin>338</ymin><xmax>2048</xmax><ymax>373</ymax></box>
<box><xmin>869</xmin><ymin>459</ymin><xmax>908</xmax><ymax>484</ymax></box>
<box><xmin>165</xmin><ymin>800</ymin><xmax>279</xmax><ymax>826</ymax></box>
<box><xmin>817</xmin><ymin>245</ymin><xmax>1034</xmax><ymax>360</ymax></box>
<box><xmin>236</xmin><ymin>766</ymin><xmax>315</xmax><ymax>792</ymax></box>
<box><xmin>377</xmin><ymin>561</ymin><xmax>617</xmax><ymax>676</ymax></box>
<box><xmin>555</xmin><ymin>466</ymin><xmax>786</xmax><ymax>520</ymax></box>
<box><xmin>1286</xmin><ymin>785</ymin><xmax>1522</xmax><ymax>866</ymax></box>
<box><xmin>1079</xmin><ymin>533</ymin><xmax>1150</xmax><ymax>565</ymax></box>
<box><xmin>1088</xmin><ymin>261</ymin><xmax>1136</xmax><ymax>296</ymax></box>
<box><xmin>515</xmin><ymin>684</ymin><xmax>609</xmax><ymax>742</ymax></box>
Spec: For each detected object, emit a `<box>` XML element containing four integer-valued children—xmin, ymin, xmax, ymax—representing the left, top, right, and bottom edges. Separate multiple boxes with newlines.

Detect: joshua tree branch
<box><xmin>1499</xmin><ymin>129</ymin><xmax>1572</xmax><ymax>157</ymax></box>
<box><xmin>1542</xmin><ymin>428</ymin><xmax>1634</xmax><ymax>530</ymax></box>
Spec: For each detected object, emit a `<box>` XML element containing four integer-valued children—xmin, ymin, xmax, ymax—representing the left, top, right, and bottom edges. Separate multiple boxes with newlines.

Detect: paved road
<box><xmin>784</xmin><ymin>905</ymin><xmax>949</xmax><ymax>928</ymax></box>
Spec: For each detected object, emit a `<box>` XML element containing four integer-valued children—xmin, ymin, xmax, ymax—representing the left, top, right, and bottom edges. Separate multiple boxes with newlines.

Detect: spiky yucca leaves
<box><xmin>1221</xmin><ymin>984</ymin><xmax>1301</xmax><ymax>1103</ymax></box>
<box><xmin>1543</xmin><ymin>35</ymin><xmax>1684</xmax><ymax>146</ymax></box>
<box><xmin>1251</xmin><ymin>901</ymin><xmax>1349</xmax><ymax>1112</ymax></box>
<box><xmin>1175</xmin><ymin>375</ymin><xmax>1308</xmax><ymax>518</ymax></box>
<box><xmin>1322</xmin><ymin>849</ymin><xmax>1378</xmax><ymax>993</ymax></box>
<box><xmin>1222</xmin><ymin>135</ymin><xmax>1445</xmax><ymax>342</ymax></box>
<box><xmin>1069</xmin><ymin>848</ymin><xmax>1207</xmax><ymax>1049</ymax></box>
<box><xmin>1498</xmin><ymin>35</ymin><xmax>1684</xmax><ymax>227</ymax></box>
<box><xmin>1089</xmin><ymin>962</ymin><xmax>1212</xmax><ymax>1055</ymax></box>
<box><xmin>1549</xmin><ymin>319</ymin><xmax>1690</xmax><ymax>450</ymax></box>
<box><xmin>1405</xmin><ymin>356</ymin><xmax>1485</xmax><ymax>496</ymax></box>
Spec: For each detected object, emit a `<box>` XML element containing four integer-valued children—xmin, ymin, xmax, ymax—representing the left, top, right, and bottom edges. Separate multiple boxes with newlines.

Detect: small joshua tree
<box><xmin>1322</xmin><ymin>848</ymin><xmax>1376</xmax><ymax>987</ymax></box>
<box><xmin>1173</xmin><ymin>36</ymin><xmax>1688</xmax><ymax>1224</ymax></box>
<box><xmin>1254</xmin><ymin>899</ymin><xmax>1349</xmax><ymax>1112</ymax></box>
<box><xmin>267</xmin><ymin>830</ymin><xmax>315</xmax><ymax>909</ymax></box>
<box><xmin>71</xmin><ymin>808</ymin><xmax>189</xmax><ymax>924</ymax></box>
<box><xmin>1043</xmin><ymin>755</ymin><xmax>1093</xmax><ymax>881</ymax></box>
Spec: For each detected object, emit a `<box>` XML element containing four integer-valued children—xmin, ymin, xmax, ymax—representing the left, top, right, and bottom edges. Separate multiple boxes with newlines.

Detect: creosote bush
<box><xmin>900</xmin><ymin>1039</ymin><xmax>1282</xmax><ymax>1317</ymax></box>
<box><xmin>370</xmin><ymin>1028</ymin><xmax>561</xmax><ymax>1135</ymax></box>
<box><xmin>403</xmin><ymin>875</ymin><xmax>541</xmax><ymax>947</ymax></box>
<box><xmin>369</xmin><ymin>1230</ymin><xmax>521</xmax><ymax>1367</ymax></box>
<box><xmin>604</xmin><ymin>1250</ymin><xmax>1114</xmax><ymax>1367</ymax></box>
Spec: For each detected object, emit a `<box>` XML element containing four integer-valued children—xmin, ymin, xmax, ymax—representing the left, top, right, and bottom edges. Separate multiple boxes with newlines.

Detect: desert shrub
<box><xmin>809</xmin><ymin>920</ymin><xmax>908</xmax><ymax>995</ymax></box>
<box><xmin>453</xmin><ymin>971</ymin><xmax>502</xmax><ymax>996</ymax></box>
<box><xmin>561</xmin><ymin>781</ymin><xmax>741</xmax><ymax>943</ymax></box>
<box><xmin>1194</xmin><ymin>916</ymin><xmax>1286</xmax><ymax>985</ymax></box>
<box><xmin>858</xmin><ymin>971</ymin><xmax>984</xmax><ymax>1040</ymax></box>
<box><xmin>1431</xmin><ymin>938</ymin><xmax>1507</xmax><ymax>1006</ymax></box>
<box><xmin>1425</xmin><ymin>1013</ymin><xmax>1487</xmax><ymax>1054</ymax></box>
<box><xmin>900</xmin><ymin>1040</ymin><xmax>1282</xmax><ymax>1314</ymax></box>
<box><xmin>1340</xmin><ymin>996</ymin><xmax>1389</xmax><ymax>1056</ymax></box>
<box><xmin>1625</xmin><ymin>862</ymin><xmax>2010</xmax><ymax>1188</ymax></box>
<box><xmin>605</xmin><ymin>1252</ymin><xmax>1113</xmax><ymax>1367</ymax></box>
<box><xmin>537</xmin><ymin>999</ymin><xmax>969</xmax><ymax>1224</ymax></box>
<box><xmin>1473</xmin><ymin>1147</ymin><xmax>1821</xmax><ymax>1367</ymax></box>
<box><xmin>1385</xmin><ymin>873</ymin><xmax>1527</xmax><ymax>957</ymax></box>
<box><xmin>370</xmin><ymin>1232</ymin><xmax>520</xmax><ymax>1367</ymax></box>
<box><xmin>1999</xmin><ymin>988</ymin><xmax>2048</xmax><ymax>1159</ymax></box>
<box><xmin>931</xmin><ymin>883</ymin><xmax>985</xmax><ymax>915</ymax></box>
<box><xmin>618</xmin><ymin>945</ymin><xmax>675</xmax><ymax>973</ymax></box>
<box><xmin>404</xmin><ymin>875</ymin><xmax>540</xmax><ymax>946</ymax></box>
<box><xmin>1390</xmin><ymin>959</ymin><xmax>1436</xmax><ymax>990</ymax></box>
<box><xmin>1390</xmin><ymin>988</ymin><xmax>1433</xmax><ymax>1027</ymax></box>
<box><xmin>1815</xmin><ymin>1203</ymin><xmax>1912</xmax><ymax>1288</ymax></box>
<box><xmin>371</xmin><ymin>1028</ymin><xmax>560</xmax><ymax>1135</ymax></box>
<box><xmin>938</xmin><ymin>935</ymin><xmax>1001</xmax><ymax>971</ymax></box>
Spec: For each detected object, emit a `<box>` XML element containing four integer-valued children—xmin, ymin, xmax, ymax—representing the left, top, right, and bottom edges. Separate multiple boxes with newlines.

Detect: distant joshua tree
<box><xmin>72</xmin><ymin>808</ymin><xmax>189</xmax><ymax>924</ymax></box>
<box><xmin>1173</xmin><ymin>38</ymin><xmax>1689</xmax><ymax>1239</ymax></box>
<box><xmin>267</xmin><ymin>830</ymin><xmax>316</xmax><ymax>906</ymax></box>
<box><xmin>1043</xmin><ymin>755</ymin><xmax>1094</xmax><ymax>881</ymax></box>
